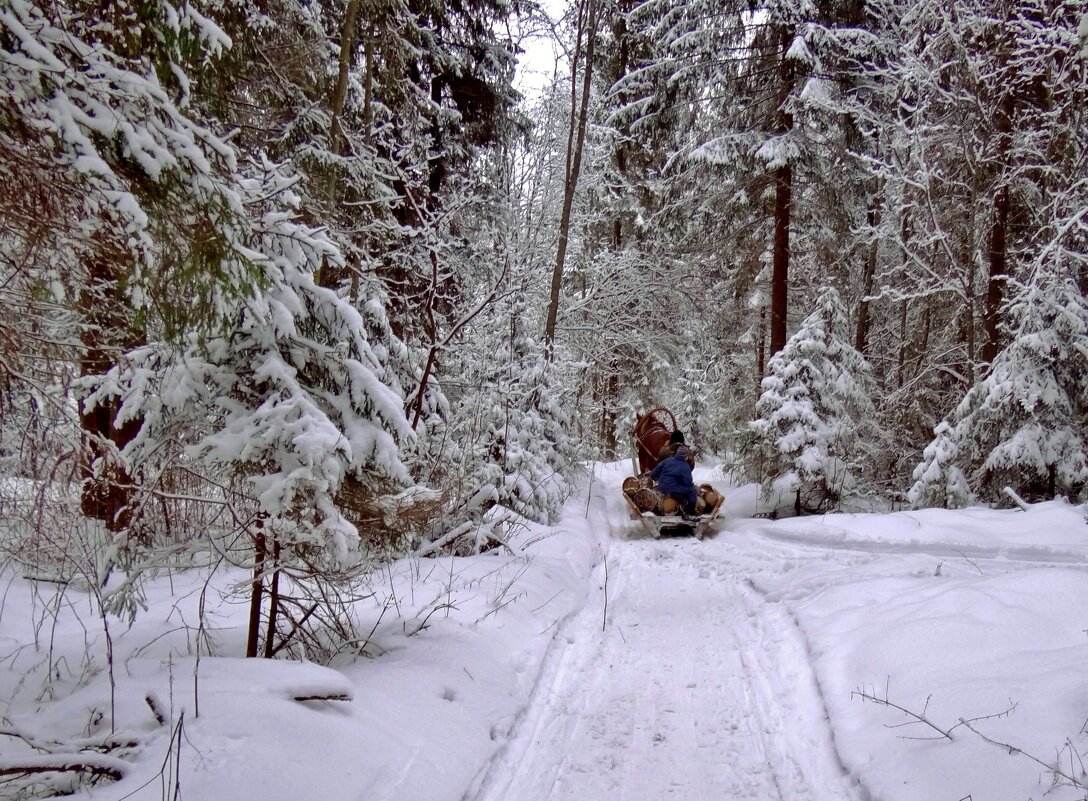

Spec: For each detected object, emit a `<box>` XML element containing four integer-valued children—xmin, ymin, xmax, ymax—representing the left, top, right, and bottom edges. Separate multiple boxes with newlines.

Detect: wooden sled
<box><xmin>622</xmin><ymin>489</ymin><xmax>724</xmax><ymax>540</ymax></box>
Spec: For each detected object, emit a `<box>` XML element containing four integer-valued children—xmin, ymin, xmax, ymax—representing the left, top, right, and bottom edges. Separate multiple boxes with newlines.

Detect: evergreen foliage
<box><xmin>907</xmin><ymin>422</ymin><xmax>973</xmax><ymax>509</ymax></box>
<box><xmin>449</xmin><ymin>296</ymin><xmax>577</xmax><ymax>528</ymax></box>
<box><xmin>920</xmin><ymin>264</ymin><xmax>1088</xmax><ymax>503</ymax></box>
<box><xmin>1</xmin><ymin>0</ymin><xmax>1087</xmax><ymax>660</ymax></box>
<box><xmin>748</xmin><ymin>287</ymin><xmax>873</xmax><ymax>513</ymax></box>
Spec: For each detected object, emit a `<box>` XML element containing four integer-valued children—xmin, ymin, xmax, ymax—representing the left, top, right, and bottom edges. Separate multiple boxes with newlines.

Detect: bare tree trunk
<box><xmin>896</xmin><ymin>299</ymin><xmax>908</xmax><ymax>390</ymax></box>
<box><xmin>982</xmin><ymin>182</ymin><xmax>1009</xmax><ymax>366</ymax></box>
<box><xmin>963</xmin><ymin>251</ymin><xmax>977</xmax><ymax>387</ymax></box>
<box><xmin>769</xmin><ymin>24</ymin><xmax>796</xmax><ymax>358</ymax></box>
<box><xmin>983</xmin><ymin>87</ymin><xmax>1014</xmax><ymax>366</ymax></box>
<box><xmin>262</xmin><ymin>538</ymin><xmax>282</xmax><ymax>659</ymax></box>
<box><xmin>757</xmin><ymin>305</ymin><xmax>766</xmax><ymax>395</ymax></box>
<box><xmin>246</xmin><ymin>526</ymin><xmax>267</xmax><ymax>658</ymax></box>
<box><xmin>600</xmin><ymin>372</ymin><xmax>618</xmax><ymax>458</ymax></box>
<box><xmin>912</xmin><ymin>301</ymin><xmax>931</xmax><ymax>379</ymax></box>
<box><xmin>318</xmin><ymin>0</ymin><xmax>363</xmax><ymax>293</ymax></box>
<box><xmin>855</xmin><ymin>205</ymin><xmax>879</xmax><ymax>355</ymax></box>
<box><xmin>330</xmin><ymin>0</ymin><xmax>363</xmax><ymax>155</ymax></box>
<box><xmin>543</xmin><ymin>0</ymin><xmax>598</xmax><ymax>358</ymax></box>
<box><xmin>362</xmin><ymin>27</ymin><xmax>375</xmax><ymax>145</ymax></box>
<box><xmin>770</xmin><ymin>164</ymin><xmax>792</xmax><ymax>356</ymax></box>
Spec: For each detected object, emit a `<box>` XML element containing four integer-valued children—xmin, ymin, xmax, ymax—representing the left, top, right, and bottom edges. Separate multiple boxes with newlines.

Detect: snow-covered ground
<box><xmin>2</xmin><ymin>461</ymin><xmax>1088</xmax><ymax>801</ymax></box>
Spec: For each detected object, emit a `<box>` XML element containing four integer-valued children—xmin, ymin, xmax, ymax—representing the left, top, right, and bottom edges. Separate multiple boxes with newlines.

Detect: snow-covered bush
<box><xmin>93</xmin><ymin>159</ymin><xmax>416</xmax><ymax>547</ymax></box>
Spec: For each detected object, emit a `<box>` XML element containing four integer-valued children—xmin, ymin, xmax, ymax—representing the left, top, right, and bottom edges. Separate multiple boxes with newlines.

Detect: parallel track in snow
<box><xmin>466</xmin><ymin>538</ymin><xmax>864</xmax><ymax>801</ymax></box>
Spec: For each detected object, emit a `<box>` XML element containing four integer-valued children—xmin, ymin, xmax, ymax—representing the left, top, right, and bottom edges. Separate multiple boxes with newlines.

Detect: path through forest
<box><xmin>469</xmin><ymin>525</ymin><xmax>865</xmax><ymax>801</ymax></box>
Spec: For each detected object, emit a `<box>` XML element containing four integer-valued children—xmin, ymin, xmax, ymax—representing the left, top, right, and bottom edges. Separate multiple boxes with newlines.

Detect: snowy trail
<box><xmin>458</xmin><ymin>468</ymin><xmax>1088</xmax><ymax>801</ymax></box>
<box><xmin>469</xmin><ymin>536</ymin><xmax>862</xmax><ymax>801</ymax></box>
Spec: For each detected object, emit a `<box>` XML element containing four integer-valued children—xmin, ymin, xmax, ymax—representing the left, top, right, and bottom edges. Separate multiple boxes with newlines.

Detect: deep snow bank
<box><xmin>0</xmin><ymin>477</ymin><xmax>609</xmax><ymax>801</ymax></box>
<box><xmin>741</xmin><ymin>499</ymin><xmax>1088</xmax><ymax>801</ymax></box>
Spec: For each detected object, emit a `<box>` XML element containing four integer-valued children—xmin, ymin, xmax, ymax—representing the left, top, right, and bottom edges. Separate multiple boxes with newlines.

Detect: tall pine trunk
<box><xmin>770</xmin><ymin>163</ymin><xmax>792</xmax><ymax>357</ymax></box>
<box><xmin>330</xmin><ymin>0</ymin><xmax>362</xmax><ymax>156</ymax></box>
<box><xmin>769</xmin><ymin>24</ymin><xmax>796</xmax><ymax>358</ymax></box>
<box><xmin>983</xmin><ymin>83</ymin><xmax>1015</xmax><ymax>367</ymax></box>
<box><xmin>855</xmin><ymin>204</ymin><xmax>879</xmax><ymax>354</ymax></box>
<box><xmin>543</xmin><ymin>0</ymin><xmax>597</xmax><ymax>358</ymax></box>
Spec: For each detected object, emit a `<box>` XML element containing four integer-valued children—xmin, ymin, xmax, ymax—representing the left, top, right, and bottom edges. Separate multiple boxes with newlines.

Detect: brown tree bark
<box><xmin>330</xmin><ymin>0</ymin><xmax>363</xmax><ymax>156</ymax></box>
<box><xmin>982</xmin><ymin>84</ymin><xmax>1015</xmax><ymax>366</ymax></box>
<box><xmin>769</xmin><ymin>24</ymin><xmax>796</xmax><ymax>358</ymax></box>
<box><xmin>855</xmin><ymin>205</ymin><xmax>879</xmax><ymax>355</ymax></box>
<box><xmin>78</xmin><ymin>255</ymin><xmax>144</xmax><ymax>532</ymax></box>
<box><xmin>600</xmin><ymin>372</ymin><xmax>618</xmax><ymax>458</ymax></box>
<box><xmin>896</xmin><ymin>299</ymin><xmax>908</xmax><ymax>390</ymax></box>
<box><xmin>262</xmin><ymin>537</ymin><xmax>282</xmax><ymax>659</ymax></box>
<box><xmin>757</xmin><ymin>305</ymin><xmax>767</xmax><ymax>396</ymax></box>
<box><xmin>770</xmin><ymin>163</ymin><xmax>792</xmax><ymax>357</ymax></box>
<box><xmin>982</xmin><ymin>182</ymin><xmax>1009</xmax><ymax>366</ymax></box>
<box><xmin>246</xmin><ymin>526</ymin><xmax>267</xmax><ymax>658</ymax></box>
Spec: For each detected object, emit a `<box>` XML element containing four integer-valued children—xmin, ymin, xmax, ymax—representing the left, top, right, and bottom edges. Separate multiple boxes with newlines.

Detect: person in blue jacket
<box><xmin>650</xmin><ymin>443</ymin><xmax>698</xmax><ymax>514</ymax></box>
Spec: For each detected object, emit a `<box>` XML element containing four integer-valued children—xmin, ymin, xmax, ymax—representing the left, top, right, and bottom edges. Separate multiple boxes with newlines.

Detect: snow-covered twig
<box><xmin>953</xmin><ymin>549</ymin><xmax>984</xmax><ymax>576</ymax></box>
<box><xmin>1002</xmin><ymin>486</ymin><xmax>1031</xmax><ymax>511</ymax></box>
<box><xmin>601</xmin><ymin>552</ymin><xmax>609</xmax><ymax>632</ymax></box>
<box><xmin>414</xmin><ymin>522</ymin><xmax>475</xmax><ymax>558</ymax></box>
<box><xmin>855</xmin><ymin>683</ymin><xmax>1019</xmax><ymax>742</ymax></box>
<box><xmin>853</xmin><ymin>687</ymin><xmax>955</xmax><ymax>740</ymax></box>
<box><xmin>0</xmin><ymin>754</ymin><xmax>129</xmax><ymax>781</ymax></box>
<box><xmin>957</xmin><ymin>719</ymin><xmax>1088</xmax><ymax>792</ymax></box>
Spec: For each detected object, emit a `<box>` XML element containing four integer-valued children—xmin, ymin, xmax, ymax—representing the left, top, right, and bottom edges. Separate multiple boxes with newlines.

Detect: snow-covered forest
<box><xmin>1</xmin><ymin>0</ymin><xmax>1087</xmax><ymax>798</ymax></box>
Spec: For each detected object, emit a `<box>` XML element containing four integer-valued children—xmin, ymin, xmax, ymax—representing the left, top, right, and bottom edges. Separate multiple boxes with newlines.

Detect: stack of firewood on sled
<box><xmin>622</xmin><ymin>473</ymin><xmax>723</xmax><ymax>516</ymax></box>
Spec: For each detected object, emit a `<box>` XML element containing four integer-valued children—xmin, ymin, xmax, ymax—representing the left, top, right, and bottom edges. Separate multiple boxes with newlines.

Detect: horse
<box><xmin>631</xmin><ymin>407</ymin><xmax>677</xmax><ymax>474</ymax></box>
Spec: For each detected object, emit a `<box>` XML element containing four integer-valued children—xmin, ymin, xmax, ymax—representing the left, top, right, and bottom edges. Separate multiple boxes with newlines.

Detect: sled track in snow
<box><xmin>466</xmin><ymin>539</ymin><xmax>864</xmax><ymax>801</ymax></box>
<box><xmin>751</xmin><ymin>527</ymin><xmax>1088</xmax><ymax>568</ymax></box>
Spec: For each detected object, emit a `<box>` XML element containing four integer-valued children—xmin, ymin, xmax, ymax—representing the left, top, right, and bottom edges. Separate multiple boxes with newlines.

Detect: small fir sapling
<box><xmin>748</xmin><ymin>287</ymin><xmax>874</xmax><ymax>513</ymax></box>
<box><xmin>450</xmin><ymin>301</ymin><xmax>576</xmax><ymax>535</ymax></box>
<box><xmin>907</xmin><ymin>422</ymin><xmax>973</xmax><ymax>509</ymax></box>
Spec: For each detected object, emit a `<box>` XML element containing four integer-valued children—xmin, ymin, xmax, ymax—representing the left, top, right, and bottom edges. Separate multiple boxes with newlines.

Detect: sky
<box><xmin>511</xmin><ymin>0</ymin><xmax>568</xmax><ymax>101</ymax></box>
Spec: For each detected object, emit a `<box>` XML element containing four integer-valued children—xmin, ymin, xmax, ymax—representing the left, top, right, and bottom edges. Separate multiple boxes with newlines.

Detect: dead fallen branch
<box><xmin>0</xmin><ymin>753</ymin><xmax>129</xmax><ymax>781</ymax></box>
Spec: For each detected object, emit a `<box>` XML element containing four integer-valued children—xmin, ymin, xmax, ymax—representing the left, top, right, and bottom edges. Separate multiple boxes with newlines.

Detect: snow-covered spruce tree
<box><xmin>1</xmin><ymin>0</ymin><xmax>420</xmax><ymax>652</ymax></box>
<box><xmin>846</xmin><ymin>0</ymin><xmax>1088</xmax><ymax>488</ymax></box>
<box><xmin>192</xmin><ymin>0</ymin><xmax>522</xmax><ymax>525</ymax></box>
<box><xmin>445</xmin><ymin>296</ymin><xmax>576</xmax><ymax>543</ymax></box>
<box><xmin>0</xmin><ymin>0</ymin><xmax>251</xmax><ymax>534</ymax></box>
<box><xmin>931</xmin><ymin>264</ymin><xmax>1088</xmax><ymax>504</ymax></box>
<box><xmin>906</xmin><ymin>422</ymin><xmax>973</xmax><ymax>509</ymax></box>
<box><xmin>89</xmin><ymin>159</ymin><xmax>417</xmax><ymax>652</ymax></box>
<box><xmin>605</xmin><ymin>0</ymin><xmax>885</xmax><ymax>438</ymax></box>
<box><xmin>678</xmin><ymin>344</ymin><xmax>709</xmax><ymax>448</ymax></box>
<box><xmin>747</xmin><ymin>287</ymin><xmax>874</xmax><ymax>514</ymax></box>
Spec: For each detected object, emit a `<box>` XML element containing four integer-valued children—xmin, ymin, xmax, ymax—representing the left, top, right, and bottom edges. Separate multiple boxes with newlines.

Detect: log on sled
<box><xmin>621</xmin><ymin>480</ymin><xmax>724</xmax><ymax>540</ymax></box>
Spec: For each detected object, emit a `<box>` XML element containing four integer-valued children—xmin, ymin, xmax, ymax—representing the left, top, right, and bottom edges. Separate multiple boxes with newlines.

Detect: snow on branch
<box><xmin>0</xmin><ymin>753</ymin><xmax>130</xmax><ymax>781</ymax></box>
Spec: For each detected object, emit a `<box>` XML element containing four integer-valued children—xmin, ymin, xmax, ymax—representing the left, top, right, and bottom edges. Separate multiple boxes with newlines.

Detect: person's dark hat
<box><xmin>669</xmin><ymin>430</ymin><xmax>685</xmax><ymax>444</ymax></box>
